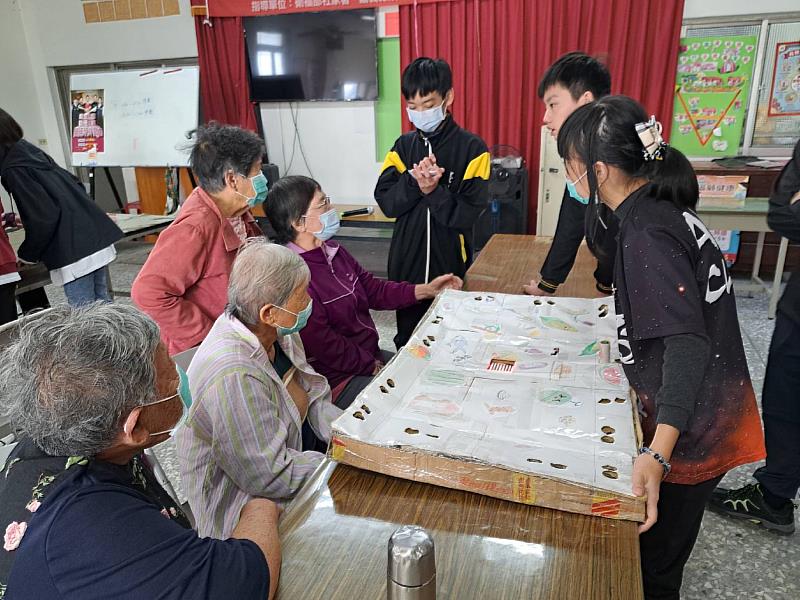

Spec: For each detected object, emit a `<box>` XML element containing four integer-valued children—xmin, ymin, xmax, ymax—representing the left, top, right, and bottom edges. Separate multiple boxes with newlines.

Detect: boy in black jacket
<box><xmin>709</xmin><ymin>139</ymin><xmax>800</xmax><ymax>534</ymax></box>
<box><xmin>375</xmin><ymin>58</ymin><xmax>489</xmax><ymax>348</ymax></box>
<box><xmin>523</xmin><ymin>52</ymin><xmax>617</xmax><ymax>296</ymax></box>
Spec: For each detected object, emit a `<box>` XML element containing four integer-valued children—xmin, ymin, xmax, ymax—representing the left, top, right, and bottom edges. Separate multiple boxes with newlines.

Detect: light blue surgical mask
<box><xmin>235</xmin><ymin>172</ymin><xmax>269</xmax><ymax>208</ymax></box>
<box><xmin>311</xmin><ymin>208</ymin><xmax>340</xmax><ymax>241</ymax></box>
<box><xmin>406</xmin><ymin>100</ymin><xmax>446</xmax><ymax>133</ymax></box>
<box><xmin>146</xmin><ymin>365</ymin><xmax>191</xmax><ymax>437</ymax></box>
<box><xmin>275</xmin><ymin>300</ymin><xmax>313</xmax><ymax>336</ymax></box>
<box><xmin>565</xmin><ymin>170</ymin><xmax>589</xmax><ymax>205</ymax></box>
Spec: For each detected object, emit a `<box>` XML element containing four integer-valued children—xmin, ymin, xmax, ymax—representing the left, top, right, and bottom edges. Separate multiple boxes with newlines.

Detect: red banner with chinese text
<box><xmin>207</xmin><ymin>0</ymin><xmax>447</xmax><ymax>17</ymax></box>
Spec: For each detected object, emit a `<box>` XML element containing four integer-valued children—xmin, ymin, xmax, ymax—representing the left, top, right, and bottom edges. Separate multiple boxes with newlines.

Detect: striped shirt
<box><xmin>175</xmin><ymin>314</ymin><xmax>343</xmax><ymax>539</ymax></box>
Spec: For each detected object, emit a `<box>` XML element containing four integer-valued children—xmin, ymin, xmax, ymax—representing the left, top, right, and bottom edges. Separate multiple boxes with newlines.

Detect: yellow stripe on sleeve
<box><xmin>380</xmin><ymin>150</ymin><xmax>407</xmax><ymax>175</ymax></box>
<box><xmin>459</xmin><ymin>234</ymin><xmax>467</xmax><ymax>263</ymax></box>
<box><xmin>463</xmin><ymin>151</ymin><xmax>491</xmax><ymax>181</ymax></box>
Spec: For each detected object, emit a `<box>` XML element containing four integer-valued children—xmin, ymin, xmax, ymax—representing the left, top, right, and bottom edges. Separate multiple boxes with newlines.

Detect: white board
<box><xmin>69</xmin><ymin>67</ymin><xmax>199</xmax><ymax>167</ymax></box>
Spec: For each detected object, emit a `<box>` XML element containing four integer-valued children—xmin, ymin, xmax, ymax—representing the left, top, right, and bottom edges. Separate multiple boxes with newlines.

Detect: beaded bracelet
<box><xmin>639</xmin><ymin>446</ymin><xmax>671</xmax><ymax>479</ymax></box>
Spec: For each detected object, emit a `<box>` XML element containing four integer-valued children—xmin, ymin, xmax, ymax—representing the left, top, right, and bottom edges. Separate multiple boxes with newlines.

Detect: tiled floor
<box><xmin>40</xmin><ymin>241</ymin><xmax>799</xmax><ymax>599</ymax></box>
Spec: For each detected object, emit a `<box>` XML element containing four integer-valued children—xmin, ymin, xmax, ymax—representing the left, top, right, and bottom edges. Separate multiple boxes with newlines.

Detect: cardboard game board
<box><xmin>328</xmin><ymin>290</ymin><xmax>645</xmax><ymax>522</ymax></box>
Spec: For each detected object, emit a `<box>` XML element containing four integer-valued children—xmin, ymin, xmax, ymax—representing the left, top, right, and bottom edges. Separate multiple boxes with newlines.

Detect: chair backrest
<box><xmin>172</xmin><ymin>345</ymin><xmax>198</xmax><ymax>372</ymax></box>
<box><xmin>0</xmin><ymin>433</ymin><xmax>17</xmax><ymax>473</ymax></box>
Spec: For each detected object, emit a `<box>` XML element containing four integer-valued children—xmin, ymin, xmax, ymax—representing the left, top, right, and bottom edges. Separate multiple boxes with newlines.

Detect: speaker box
<box><xmin>473</xmin><ymin>166</ymin><xmax>528</xmax><ymax>251</ymax></box>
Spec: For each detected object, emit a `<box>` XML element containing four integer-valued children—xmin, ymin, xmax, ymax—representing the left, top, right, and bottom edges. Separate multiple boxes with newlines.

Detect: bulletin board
<box><xmin>768</xmin><ymin>41</ymin><xmax>800</xmax><ymax>117</ymax></box>
<box><xmin>671</xmin><ymin>35</ymin><xmax>758</xmax><ymax>157</ymax></box>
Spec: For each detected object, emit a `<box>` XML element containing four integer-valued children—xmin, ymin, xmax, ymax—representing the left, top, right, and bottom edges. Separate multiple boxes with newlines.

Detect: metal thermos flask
<box><xmin>387</xmin><ymin>525</ymin><xmax>436</xmax><ymax>599</ymax></box>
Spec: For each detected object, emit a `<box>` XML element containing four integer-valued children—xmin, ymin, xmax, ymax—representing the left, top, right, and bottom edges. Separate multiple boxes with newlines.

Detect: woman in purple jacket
<box><xmin>266</xmin><ymin>176</ymin><xmax>461</xmax><ymax>408</ymax></box>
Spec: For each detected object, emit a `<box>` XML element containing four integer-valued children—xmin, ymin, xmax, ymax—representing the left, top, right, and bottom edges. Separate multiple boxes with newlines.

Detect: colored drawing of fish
<box><xmin>580</xmin><ymin>341</ymin><xmax>600</xmax><ymax>356</ymax></box>
<box><xmin>540</xmin><ymin>317</ymin><xmax>578</xmax><ymax>332</ymax></box>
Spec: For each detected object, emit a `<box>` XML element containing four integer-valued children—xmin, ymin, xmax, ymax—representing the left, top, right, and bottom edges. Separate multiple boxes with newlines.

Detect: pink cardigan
<box><xmin>132</xmin><ymin>187</ymin><xmax>262</xmax><ymax>355</ymax></box>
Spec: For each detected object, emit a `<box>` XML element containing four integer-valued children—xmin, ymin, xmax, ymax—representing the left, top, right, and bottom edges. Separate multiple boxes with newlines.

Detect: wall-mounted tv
<box><xmin>244</xmin><ymin>9</ymin><xmax>378</xmax><ymax>102</ymax></box>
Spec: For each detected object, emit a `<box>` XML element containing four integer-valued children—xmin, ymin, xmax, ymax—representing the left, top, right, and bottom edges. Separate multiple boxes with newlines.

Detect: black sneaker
<box><xmin>708</xmin><ymin>483</ymin><xmax>795</xmax><ymax>534</ymax></box>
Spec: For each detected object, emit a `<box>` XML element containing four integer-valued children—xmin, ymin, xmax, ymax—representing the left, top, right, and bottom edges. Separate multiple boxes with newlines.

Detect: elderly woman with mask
<box><xmin>266</xmin><ymin>175</ymin><xmax>462</xmax><ymax>408</ymax></box>
<box><xmin>132</xmin><ymin>122</ymin><xmax>267</xmax><ymax>355</ymax></box>
<box><xmin>176</xmin><ymin>240</ymin><xmax>342</xmax><ymax>540</ymax></box>
<box><xmin>0</xmin><ymin>304</ymin><xmax>280</xmax><ymax>599</ymax></box>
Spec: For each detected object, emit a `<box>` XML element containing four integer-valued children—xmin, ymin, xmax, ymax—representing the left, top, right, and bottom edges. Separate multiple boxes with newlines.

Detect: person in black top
<box><xmin>375</xmin><ymin>58</ymin><xmax>489</xmax><ymax>348</ymax></box>
<box><xmin>709</xmin><ymin>139</ymin><xmax>800</xmax><ymax>534</ymax></box>
<box><xmin>523</xmin><ymin>52</ymin><xmax>618</xmax><ymax>297</ymax></box>
<box><xmin>558</xmin><ymin>96</ymin><xmax>765</xmax><ymax>599</ymax></box>
<box><xmin>0</xmin><ymin>108</ymin><xmax>123</xmax><ymax>306</ymax></box>
<box><xmin>0</xmin><ymin>303</ymin><xmax>280</xmax><ymax>599</ymax></box>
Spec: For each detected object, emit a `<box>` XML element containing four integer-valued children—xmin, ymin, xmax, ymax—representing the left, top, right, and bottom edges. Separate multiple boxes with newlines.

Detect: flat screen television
<box><xmin>244</xmin><ymin>10</ymin><xmax>378</xmax><ymax>102</ymax></box>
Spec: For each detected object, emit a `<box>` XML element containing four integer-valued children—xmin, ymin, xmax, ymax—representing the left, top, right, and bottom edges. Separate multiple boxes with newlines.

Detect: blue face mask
<box><xmin>311</xmin><ymin>208</ymin><xmax>340</xmax><ymax>241</ymax></box>
<box><xmin>406</xmin><ymin>100</ymin><xmax>446</xmax><ymax>133</ymax></box>
<box><xmin>236</xmin><ymin>172</ymin><xmax>269</xmax><ymax>208</ymax></box>
<box><xmin>275</xmin><ymin>300</ymin><xmax>313</xmax><ymax>336</ymax></box>
<box><xmin>146</xmin><ymin>365</ymin><xmax>191</xmax><ymax>437</ymax></box>
<box><xmin>565</xmin><ymin>170</ymin><xmax>589</xmax><ymax>205</ymax></box>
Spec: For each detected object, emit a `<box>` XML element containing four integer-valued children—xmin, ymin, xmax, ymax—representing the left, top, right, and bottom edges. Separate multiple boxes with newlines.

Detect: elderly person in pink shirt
<box><xmin>132</xmin><ymin>123</ymin><xmax>267</xmax><ymax>354</ymax></box>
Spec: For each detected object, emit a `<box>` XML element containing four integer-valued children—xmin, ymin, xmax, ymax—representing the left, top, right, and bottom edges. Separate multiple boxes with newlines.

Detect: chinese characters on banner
<box><xmin>671</xmin><ymin>36</ymin><xmax>757</xmax><ymax>157</ymax></box>
<box><xmin>208</xmin><ymin>0</ymin><xmax>446</xmax><ymax>17</ymax></box>
<box><xmin>70</xmin><ymin>89</ymin><xmax>105</xmax><ymax>155</ymax></box>
<box><xmin>769</xmin><ymin>41</ymin><xmax>800</xmax><ymax>117</ymax></box>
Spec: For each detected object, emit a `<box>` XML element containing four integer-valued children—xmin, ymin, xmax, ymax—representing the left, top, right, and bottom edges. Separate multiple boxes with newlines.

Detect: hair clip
<box><xmin>635</xmin><ymin>115</ymin><xmax>667</xmax><ymax>161</ymax></box>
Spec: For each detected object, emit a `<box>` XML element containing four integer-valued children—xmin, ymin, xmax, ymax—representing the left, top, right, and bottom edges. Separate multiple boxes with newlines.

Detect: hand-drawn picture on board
<box><xmin>769</xmin><ymin>41</ymin><xmax>800</xmax><ymax>117</ymax></box>
<box><xmin>671</xmin><ymin>35</ymin><xmax>758</xmax><ymax>157</ymax></box>
<box><xmin>70</xmin><ymin>90</ymin><xmax>105</xmax><ymax>154</ymax></box>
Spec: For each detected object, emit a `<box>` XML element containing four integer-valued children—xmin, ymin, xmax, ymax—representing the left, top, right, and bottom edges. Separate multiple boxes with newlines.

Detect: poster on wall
<box><xmin>70</xmin><ymin>89</ymin><xmax>105</xmax><ymax>156</ymax></box>
<box><xmin>671</xmin><ymin>35</ymin><xmax>758</xmax><ymax>157</ymax></box>
<box><xmin>768</xmin><ymin>41</ymin><xmax>800</xmax><ymax>117</ymax></box>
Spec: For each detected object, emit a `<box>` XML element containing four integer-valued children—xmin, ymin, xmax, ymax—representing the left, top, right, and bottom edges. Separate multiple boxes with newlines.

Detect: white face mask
<box><xmin>406</xmin><ymin>100</ymin><xmax>446</xmax><ymax>133</ymax></box>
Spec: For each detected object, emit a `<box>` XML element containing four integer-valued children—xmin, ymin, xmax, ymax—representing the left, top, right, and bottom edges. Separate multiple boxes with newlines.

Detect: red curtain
<box><xmin>399</xmin><ymin>0</ymin><xmax>685</xmax><ymax>232</ymax></box>
<box><xmin>194</xmin><ymin>16</ymin><xmax>258</xmax><ymax>131</ymax></box>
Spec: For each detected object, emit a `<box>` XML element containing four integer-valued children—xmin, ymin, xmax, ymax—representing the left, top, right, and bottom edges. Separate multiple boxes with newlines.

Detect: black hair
<box><xmin>265</xmin><ymin>175</ymin><xmax>321</xmax><ymax>244</ymax></box>
<box><xmin>401</xmin><ymin>57</ymin><xmax>453</xmax><ymax>100</ymax></box>
<box><xmin>557</xmin><ymin>95</ymin><xmax>699</xmax><ymax>217</ymax></box>
<box><xmin>537</xmin><ymin>52</ymin><xmax>611</xmax><ymax>101</ymax></box>
<box><xmin>0</xmin><ymin>108</ymin><xmax>24</xmax><ymax>148</ymax></box>
<box><xmin>187</xmin><ymin>122</ymin><xmax>265</xmax><ymax>193</ymax></box>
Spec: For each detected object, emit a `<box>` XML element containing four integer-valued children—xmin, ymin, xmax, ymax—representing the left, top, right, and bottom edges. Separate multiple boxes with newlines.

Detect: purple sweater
<box><xmin>288</xmin><ymin>241</ymin><xmax>418</xmax><ymax>388</ymax></box>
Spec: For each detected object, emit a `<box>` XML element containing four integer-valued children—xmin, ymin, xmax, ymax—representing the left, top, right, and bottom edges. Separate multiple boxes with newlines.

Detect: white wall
<box><xmin>683</xmin><ymin>0</ymin><xmax>799</xmax><ymax>19</ymax></box>
<box><xmin>0</xmin><ymin>1</ymin><xmax>47</xmax><ymax>148</ymax></box>
<box><xmin>260</xmin><ymin>102</ymin><xmax>384</xmax><ymax>205</ymax></box>
<box><xmin>0</xmin><ymin>0</ymin><xmax>197</xmax><ymax>170</ymax></box>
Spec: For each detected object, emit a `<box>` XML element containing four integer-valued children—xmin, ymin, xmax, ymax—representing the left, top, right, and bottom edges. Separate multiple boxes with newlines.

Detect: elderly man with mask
<box><xmin>176</xmin><ymin>240</ymin><xmax>342</xmax><ymax>540</ymax></box>
<box><xmin>132</xmin><ymin>122</ymin><xmax>267</xmax><ymax>355</ymax></box>
<box><xmin>0</xmin><ymin>304</ymin><xmax>280</xmax><ymax>599</ymax></box>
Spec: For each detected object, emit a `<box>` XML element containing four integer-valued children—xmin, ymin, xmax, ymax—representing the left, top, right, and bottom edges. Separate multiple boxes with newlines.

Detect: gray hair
<box><xmin>0</xmin><ymin>303</ymin><xmax>162</xmax><ymax>456</ymax></box>
<box><xmin>226</xmin><ymin>239</ymin><xmax>311</xmax><ymax>326</ymax></box>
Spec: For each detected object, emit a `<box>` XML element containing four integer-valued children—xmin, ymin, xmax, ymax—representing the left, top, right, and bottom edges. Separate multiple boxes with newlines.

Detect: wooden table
<box><xmin>465</xmin><ymin>234</ymin><xmax>605</xmax><ymax>297</ymax></box>
<box><xmin>337</xmin><ymin>203</ymin><xmax>394</xmax><ymax>228</ymax></box>
<box><xmin>695</xmin><ymin>197</ymin><xmax>788</xmax><ymax>319</ymax></box>
<box><xmin>276</xmin><ymin>234</ymin><xmax>643</xmax><ymax>600</ymax></box>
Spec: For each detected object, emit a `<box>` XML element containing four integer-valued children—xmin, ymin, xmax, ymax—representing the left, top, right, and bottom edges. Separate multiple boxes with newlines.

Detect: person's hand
<box><xmin>411</xmin><ymin>156</ymin><xmax>444</xmax><ymax>195</ymax></box>
<box><xmin>632</xmin><ymin>453</ymin><xmax>664</xmax><ymax>534</ymax></box>
<box><xmin>415</xmin><ymin>274</ymin><xmax>463</xmax><ymax>300</ymax></box>
<box><xmin>372</xmin><ymin>361</ymin><xmax>384</xmax><ymax>375</ymax></box>
<box><xmin>523</xmin><ymin>279</ymin><xmax>553</xmax><ymax>296</ymax></box>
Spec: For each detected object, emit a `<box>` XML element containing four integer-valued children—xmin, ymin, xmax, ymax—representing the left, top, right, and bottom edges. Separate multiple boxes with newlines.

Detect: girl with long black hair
<box><xmin>557</xmin><ymin>95</ymin><xmax>765</xmax><ymax>599</ymax></box>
